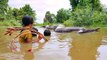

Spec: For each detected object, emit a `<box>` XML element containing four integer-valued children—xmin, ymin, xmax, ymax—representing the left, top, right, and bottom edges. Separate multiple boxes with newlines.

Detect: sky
<box><xmin>100</xmin><ymin>0</ymin><xmax>107</xmax><ymax>5</ymax></box>
<box><xmin>8</xmin><ymin>0</ymin><xmax>107</xmax><ymax>23</ymax></box>
<box><xmin>8</xmin><ymin>0</ymin><xmax>71</xmax><ymax>23</ymax></box>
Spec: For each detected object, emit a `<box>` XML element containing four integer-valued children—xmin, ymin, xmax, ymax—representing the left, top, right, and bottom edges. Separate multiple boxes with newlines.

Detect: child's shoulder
<box><xmin>22</xmin><ymin>29</ymin><xmax>31</xmax><ymax>34</ymax></box>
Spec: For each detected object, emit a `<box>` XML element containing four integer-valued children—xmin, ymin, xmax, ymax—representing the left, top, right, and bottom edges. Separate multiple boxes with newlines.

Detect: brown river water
<box><xmin>0</xmin><ymin>27</ymin><xmax>107</xmax><ymax>60</ymax></box>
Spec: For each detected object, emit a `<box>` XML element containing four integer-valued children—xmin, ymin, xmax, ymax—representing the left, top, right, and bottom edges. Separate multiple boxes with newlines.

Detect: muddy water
<box><xmin>69</xmin><ymin>28</ymin><xmax>107</xmax><ymax>60</ymax></box>
<box><xmin>0</xmin><ymin>27</ymin><xmax>107</xmax><ymax>60</ymax></box>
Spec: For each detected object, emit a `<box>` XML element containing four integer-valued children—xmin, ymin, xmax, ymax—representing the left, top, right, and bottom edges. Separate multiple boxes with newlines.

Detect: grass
<box><xmin>0</xmin><ymin>26</ymin><xmax>20</xmax><ymax>53</ymax></box>
<box><xmin>0</xmin><ymin>26</ymin><xmax>20</xmax><ymax>44</ymax></box>
<box><xmin>0</xmin><ymin>19</ymin><xmax>21</xmax><ymax>26</ymax></box>
<box><xmin>0</xmin><ymin>20</ymin><xmax>22</xmax><ymax>43</ymax></box>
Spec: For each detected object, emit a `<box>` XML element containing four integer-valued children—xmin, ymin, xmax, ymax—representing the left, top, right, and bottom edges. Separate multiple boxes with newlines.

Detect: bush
<box><xmin>64</xmin><ymin>6</ymin><xmax>107</xmax><ymax>27</ymax></box>
<box><xmin>64</xmin><ymin>20</ymin><xmax>73</xmax><ymax>26</ymax></box>
<box><xmin>0</xmin><ymin>19</ymin><xmax>21</xmax><ymax>26</ymax></box>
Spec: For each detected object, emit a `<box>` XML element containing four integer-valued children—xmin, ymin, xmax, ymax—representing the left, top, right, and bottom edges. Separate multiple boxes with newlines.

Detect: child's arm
<box><xmin>32</xmin><ymin>31</ymin><xmax>48</xmax><ymax>42</ymax></box>
<box><xmin>5</xmin><ymin>27</ymin><xmax>48</xmax><ymax>42</ymax></box>
<box><xmin>4</xmin><ymin>27</ymin><xmax>23</xmax><ymax>35</ymax></box>
<box><xmin>5</xmin><ymin>27</ymin><xmax>38</xmax><ymax>36</ymax></box>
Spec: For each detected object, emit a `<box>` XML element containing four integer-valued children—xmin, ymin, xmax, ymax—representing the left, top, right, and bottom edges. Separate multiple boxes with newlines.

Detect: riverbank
<box><xmin>0</xmin><ymin>19</ymin><xmax>21</xmax><ymax>26</ymax></box>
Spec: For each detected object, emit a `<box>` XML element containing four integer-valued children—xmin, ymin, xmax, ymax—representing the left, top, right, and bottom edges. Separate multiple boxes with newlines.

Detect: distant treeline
<box><xmin>1</xmin><ymin>0</ymin><xmax>107</xmax><ymax>27</ymax></box>
<box><xmin>43</xmin><ymin>0</ymin><xmax>107</xmax><ymax>27</ymax></box>
<box><xmin>0</xmin><ymin>0</ymin><xmax>35</xmax><ymax>26</ymax></box>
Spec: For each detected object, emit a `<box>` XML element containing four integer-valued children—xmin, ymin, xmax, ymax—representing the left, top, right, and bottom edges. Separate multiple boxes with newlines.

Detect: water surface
<box><xmin>0</xmin><ymin>27</ymin><xmax>107</xmax><ymax>60</ymax></box>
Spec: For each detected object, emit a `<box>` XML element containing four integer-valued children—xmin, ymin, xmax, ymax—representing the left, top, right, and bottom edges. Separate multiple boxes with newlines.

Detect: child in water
<box><xmin>5</xmin><ymin>16</ymin><xmax>48</xmax><ymax>53</ymax></box>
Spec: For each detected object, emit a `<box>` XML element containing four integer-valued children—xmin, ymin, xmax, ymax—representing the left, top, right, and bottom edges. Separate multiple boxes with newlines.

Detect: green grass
<box><xmin>0</xmin><ymin>19</ymin><xmax>21</xmax><ymax>26</ymax></box>
<box><xmin>0</xmin><ymin>27</ymin><xmax>12</xmax><ymax>43</ymax></box>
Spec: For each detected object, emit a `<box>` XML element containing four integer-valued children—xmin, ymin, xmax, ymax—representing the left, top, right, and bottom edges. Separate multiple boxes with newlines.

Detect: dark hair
<box><xmin>32</xmin><ymin>27</ymin><xmax>38</xmax><ymax>36</ymax></box>
<box><xmin>44</xmin><ymin>29</ymin><xmax>51</xmax><ymax>36</ymax></box>
<box><xmin>22</xmin><ymin>16</ymin><xmax>34</xmax><ymax>26</ymax></box>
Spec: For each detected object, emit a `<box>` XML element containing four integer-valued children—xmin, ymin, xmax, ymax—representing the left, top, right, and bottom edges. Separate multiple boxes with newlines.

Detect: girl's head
<box><xmin>22</xmin><ymin>16</ymin><xmax>34</xmax><ymax>27</ymax></box>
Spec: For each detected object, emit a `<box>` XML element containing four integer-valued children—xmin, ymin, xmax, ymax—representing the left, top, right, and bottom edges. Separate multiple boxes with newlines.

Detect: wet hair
<box><xmin>32</xmin><ymin>27</ymin><xmax>38</xmax><ymax>36</ymax></box>
<box><xmin>44</xmin><ymin>29</ymin><xmax>51</xmax><ymax>36</ymax></box>
<box><xmin>22</xmin><ymin>16</ymin><xmax>34</xmax><ymax>26</ymax></box>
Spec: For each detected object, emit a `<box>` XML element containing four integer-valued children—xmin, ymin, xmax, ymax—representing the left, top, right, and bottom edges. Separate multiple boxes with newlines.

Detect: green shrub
<box><xmin>0</xmin><ymin>19</ymin><xmax>21</xmax><ymax>26</ymax></box>
<box><xmin>65</xmin><ymin>6</ymin><xmax>107</xmax><ymax>27</ymax></box>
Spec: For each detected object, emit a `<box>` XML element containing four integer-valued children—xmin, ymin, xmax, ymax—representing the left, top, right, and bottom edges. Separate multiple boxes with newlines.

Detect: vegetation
<box><xmin>43</xmin><ymin>0</ymin><xmax>107</xmax><ymax>27</ymax></box>
<box><xmin>0</xmin><ymin>0</ymin><xmax>36</xmax><ymax>26</ymax></box>
<box><xmin>0</xmin><ymin>0</ymin><xmax>8</xmax><ymax>18</ymax></box>
<box><xmin>69</xmin><ymin>0</ymin><xmax>102</xmax><ymax>11</ymax></box>
<box><xmin>64</xmin><ymin>8</ymin><xmax>107</xmax><ymax>27</ymax></box>
<box><xmin>64</xmin><ymin>0</ymin><xmax>106</xmax><ymax>27</ymax></box>
<box><xmin>0</xmin><ymin>19</ymin><xmax>21</xmax><ymax>26</ymax></box>
<box><xmin>43</xmin><ymin>8</ymin><xmax>71</xmax><ymax>26</ymax></box>
<box><xmin>1</xmin><ymin>0</ymin><xmax>107</xmax><ymax>27</ymax></box>
<box><xmin>13</xmin><ymin>4</ymin><xmax>36</xmax><ymax>20</ymax></box>
<box><xmin>56</xmin><ymin>8</ymin><xmax>71</xmax><ymax>23</ymax></box>
<box><xmin>43</xmin><ymin>11</ymin><xmax>56</xmax><ymax>25</ymax></box>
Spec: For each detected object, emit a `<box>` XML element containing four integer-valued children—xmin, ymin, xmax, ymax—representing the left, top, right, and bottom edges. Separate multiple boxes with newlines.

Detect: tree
<box><xmin>12</xmin><ymin>8</ymin><xmax>19</xmax><ymax>20</ymax></box>
<box><xmin>56</xmin><ymin>8</ymin><xmax>71</xmax><ymax>23</ymax></box>
<box><xmin>67</xmin><ymin>0</ymin><xmax>104</xmax><ymax>27</ymax></box>
<box><xmin>11</xmin><ymin>4</ymin><xmax>36</xmax><ymax>20</ymax></box>
<box><xmin>6</xmin><ymin>7</ymin><xmax>14</xmax><ymax>20</ymax></box>
<box><xmin>0</xmin><ymin>0</ymin><xmax>8</xmax><ymax>18</ymax></box>
<box><xmin>44</xmin><ymin>11</ymin><xmax>55</xmax><ymax>23</ymax></box>
<box><xmin>21</xmin><ymin>4</ymin><xmax>36</xmax><ymax>19</ymax></box>
<box><xmin>51</xmin><ymin>14</ymin><xmax>57</xmax><ymax>23</ymax></box>
<box><xmin>69</xmin><ymin>0</ymin><xmax>79</xmax><ymax>10</ymax></box>
<box><xmin>90</xmin><ymin>0</ymin><xmax>102</xmax><ymax>11</ymax></box>
<box><xmin>69</xmin><ymin>0</ymin><xmax>102</xmax><ymax>11</ymax></box>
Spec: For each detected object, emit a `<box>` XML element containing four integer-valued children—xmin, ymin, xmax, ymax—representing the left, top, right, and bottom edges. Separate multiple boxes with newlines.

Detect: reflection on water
<box><xmin>69</xmin><ymin>28</ymin><xmax>107</xmax><ymax>60</ymax></box>
<box><xmin>34</xmin><ymin>30</ymin><xmax>71</xmax><ymax>60</ymax></box>
<box><xmin>0</xmin><ymin>27</ymin><xmax>107</xmax><ymax>60</ymax></box>
<box><xmin>97</xmin><ymin>45</ymin><xmax>107</xmax><ymax>60</ymax></box>
<box><xmin>97</xmin><ymin>35</ymin><xmax>107</xmax><ymax>60</ymax></box>
<box><xmin>69</xmin><ymin>32</ymin><xmax>101</xmax><ymax>60</ymax></box>
<box><xmin>0</xmin><ymin>27</ymin><xmax>71</xmax><ymax>60</ymax></box>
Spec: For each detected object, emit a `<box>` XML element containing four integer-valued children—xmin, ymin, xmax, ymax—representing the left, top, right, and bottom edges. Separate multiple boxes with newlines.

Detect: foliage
<box><xmin>64</xmin><ymin>20</ymin><xmax>73</xmax><ymax>26</ymax></box>
<box><xmin>12</xmin><ymin>8</ymin><xmax>19</xmax><ymax>20</ymax></box>
<box><xmin>0</xmin><ymin>2</ymin><xmax>36</xmax><ymax>26</ymax></box>
<box><xmin>90</xmin><ymin>0</ymin><xmax>102</xmax><ymax>11</ymax></box>
<box><xmin>0</xmin><ymin>19</ymin><xmax>21</xmax><ymax>26</ymax></box>
<box><xmin>0</xmin><ymin>0</ymin><xmax>8</xmax><ymax>18</ymax></box>
<box><xmin>69</xmin><ymin>7</ymin><xmax>93</xmax><ymax>27</ymax></box>
<box><xmin>63</xmin><ymin>0</ymin><xmax>105</xmax><ymax>27</ymax></box>
<box><xmin>6</xmin><ymin>7</ymin><xmax>14</xmax><ymax>20</ymax></box>
<box><xmin>64</xmin><ymin>6</ymin><xmax>107</xmax><ymax>27</ymax></box>
<box><xmin>21</xmin><ymin>4</ymin><xmax>36</xmax><ymax>19</ymax></box>
<box><xmin>90</xmin><ymin>11</ymin><xmax>107</xmax><ymax>27</ymax></box>
<box><xmin>69</xmin><ymin>0</ymin><xmax>102</xmax><ymax>11</ymax></box>
<box><xmin>56</xmin><ymin>8</ymin><xmax>71</xmax><ymax>23</ymax></box>
<box><xmin>69</xmin><ymin>0</ymin><xmax>79</xmax><ymax>9</ymax></box>
<box><xmin>12</xmin><ymin>4</ymin><xmax>36</xmax><ymax>20</ymax></box>
<box><xmin>43</xmin><ymin>11</ymin><xmax>56</xmax><ymax>23</ymax></box>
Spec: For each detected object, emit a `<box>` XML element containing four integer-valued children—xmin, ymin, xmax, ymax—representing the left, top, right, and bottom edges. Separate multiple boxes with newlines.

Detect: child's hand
<box><xmin>34</xmin><ymin>33</ymin><xmax>44</xmax><ymax>43</ymax></box>
<box><xmin>7</xmin><ymin>27</ymin><xmax>16</xmax><ymax>31</ymax></box>
<box><xmin>4</xmin><ymin>27</ymin><xmax>16</xmax><ymax>36</ymax></box>
<box><xmin>38</xmin><ymin>33</ymin><xmax>44</xmax><ymax>40</ymax></box>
